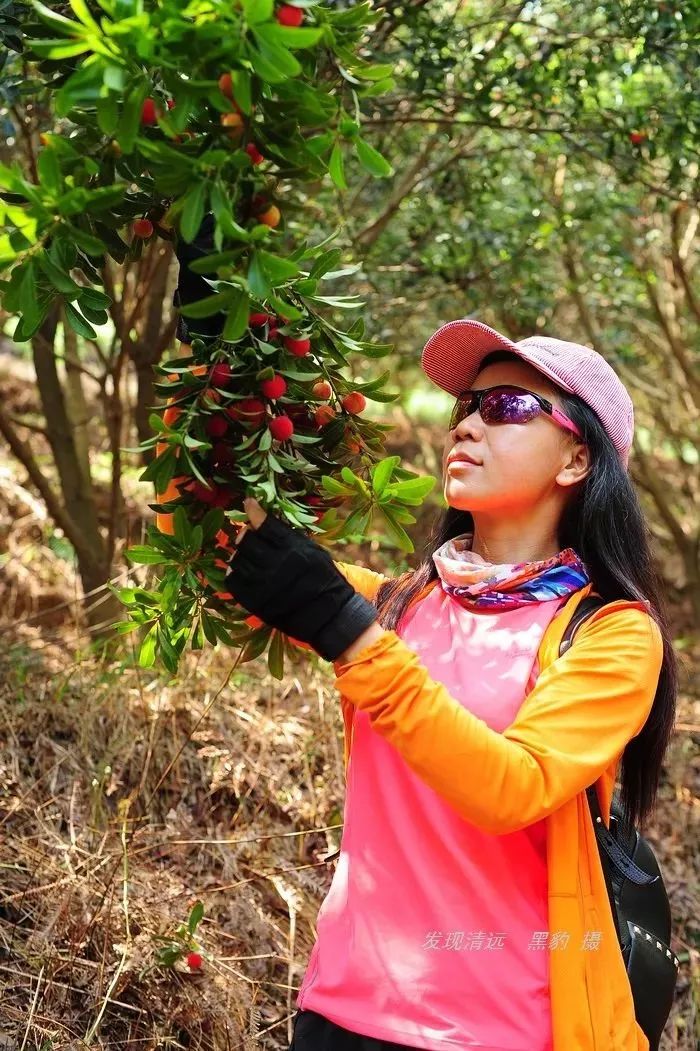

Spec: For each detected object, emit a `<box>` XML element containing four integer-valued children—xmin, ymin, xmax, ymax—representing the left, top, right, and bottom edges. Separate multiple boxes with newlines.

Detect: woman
<box><xmin>172</xmin><ymin>233</ymin><xmax>676</xmax><ymax>1049</ymax></box>
<box><xmin>222</xmin><ymin>320</ymin><xmax>677</xmax><ymax>1051</ymax></box>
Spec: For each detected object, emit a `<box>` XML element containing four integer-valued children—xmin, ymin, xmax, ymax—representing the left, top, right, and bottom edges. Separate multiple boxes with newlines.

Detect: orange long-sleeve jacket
<box><xmin>156</xmin><ymin>487</ymin><xmax>660</xmax><ymax>1049</ymax></box>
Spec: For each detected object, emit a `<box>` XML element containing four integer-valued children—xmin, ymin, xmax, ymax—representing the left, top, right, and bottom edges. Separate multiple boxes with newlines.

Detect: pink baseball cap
<box><xmin>421</xmin><ymin>318</ymin><xmax>634</xmax><ymax>468</ymax></box>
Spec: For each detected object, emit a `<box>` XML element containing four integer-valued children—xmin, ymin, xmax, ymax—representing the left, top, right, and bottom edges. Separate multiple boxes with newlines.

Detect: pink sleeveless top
<box><xmin>297</xmin><ymin>582</ymin><xmax>569</xmax><ymax>1050</ymax></box>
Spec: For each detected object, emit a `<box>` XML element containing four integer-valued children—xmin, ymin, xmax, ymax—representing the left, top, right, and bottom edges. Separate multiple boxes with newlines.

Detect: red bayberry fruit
<box><xmin>189</xmin><ymin>481</ymin><xmax>219</xmax><ymax>504</ymax></box>
<box><xmin>312</xmin><ymin>380</ymin><xmax>332</xmax><ymax>399</ymax></box>
<box><xmin>245</xmin><ymin>143</ymin><xmax>265</xmax><ymax>165</ymax></box>
<box><xmin>186</xmin><ymin>952</ymin><xmax>203</xmax><ymax>970</ymax></box>
<box><xmin>212</xmin><ymin>441</ymin><xmax>236</xmax><ymax>465</ymax></box>
<box><xmin>227</xmin><ymin>397</ymin><xmax>267</xmax><ymax>428</ymax></box>
<box><xmin>276</xmin><ymin>4</ymin><xmax>303</xmax><ymax>26</ymax></box>
<box><xmin>260</xmin><ymin>374</ymin><xmax>287</xmax><ymax>399</ymax></box>
<box><xmin>267</xmin><ymin>325</ymin><xmax>279</xmax><ymax>341</ymax></box>
<box><xmin>211</xmin><ymin>363</ymin><xmax>233</xmax><ymax>387</ymax></box>
<box><xmin>166</xmin><ymin>99</ymin><xmax>175</xmax><ymax>110</ymax></box>
<box><xmin>141</xmin><ymin>98</ymin><xmax>158</xmax><ymax>125</ymax></box>
<box><xmin>133</xmin><ymin>218</ymin><xmax>154</xmax><ymax>239</ymax></box>
<box><xmin>249</xmin><ymin>312</ymin><xmax>274</xmax><ymax>327</ymax></box>
<box><xmin>284</xmin><ymin>336</ymin><xmax>311</xmax><ymax>356</ymax></box>
<box><xmin>269</xmin><ymin>415</ymin><xmax>294</xmax><ymax>441</ymax></box>
<box><xmin>629</xmin><ymin>131</ymin><xmax>646</xmax><ymax>145</ymax></box>
<box><xmin>314</xmin><ymin>405</ymin><xmax>336</xmax><ymax>428</ymax></box>
<box><xmin>342</xmin><ymin>392</ymin><xmax>366</xmax><ymax>414</ymax></box>
<box><xmin>206</xmin><ymin>415</ymin><xmax>229</xmax><ymax>438</ymax></box>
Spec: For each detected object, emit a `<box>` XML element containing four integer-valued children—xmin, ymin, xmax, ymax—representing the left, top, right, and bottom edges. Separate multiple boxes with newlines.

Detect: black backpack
<box><xmin>560</xmin><ymin>596</ymin><xmax>678</xmax><ymax>1051</ymax></box>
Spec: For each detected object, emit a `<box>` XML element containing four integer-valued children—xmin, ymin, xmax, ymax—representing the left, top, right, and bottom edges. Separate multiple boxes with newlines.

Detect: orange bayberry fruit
<box><xmin>257</xmin><ymin>205</ymin><xmax>281</xmax><ymax>228</ymax></box>
<box><xmin>206</xmin><ymin>415</ymin><xmax>229</xmax><ymax>438</ymax></box>
<box><xmin>163</xmin><ymin>405</ymin><xmax>182</xmax><ymax>427</ymax></box>
<box><xmin>342</xmin><ymin>392</ymin><xmax>366</xmax><ymax>414</ymax></box>
<box><xmin>133</xmin><ymin>218</ymin><xmax>154</xmax><ymax>239</ymax></box>
<box><xmin>269</xmin><ymin>415</ymin><xmax>294</xmax><ymax>441</ymax></box>
<box><xmin>312</xmin><ymin>380</ymin><xmax>332</xmax><ymax>399</ymax></box>
<box><xmin>245</xmin><ymin>143</ymin><xmax>265</xmax><ymax>165</ymax></box>
<box><xmin>227</xmin><ymin>397</ymin><xmax>267</xmax><ymax>428</ymax></box>
<box><xmin>276</xmin><ymin>4</ymin><xmax>303</xmax><ymax>26</ymax></box>
<box><xmin>284</xmin><ymin>336</ymin><xmax>311</xmax><ymax>356</ymax></box>
<box><xmin>211</xmin><ymin>363</ymin><xmax>233</xmax><ymax>387</ymax></box>
<box><xmin>186</xmin><ymin>952</ymin><xmax>203</xmax><ymax>970</ymax></box>
<box><xmin>141</xmin><ymin>98</ymin><xmax>158</xmax><ymax>125</ymax></box>
<box><xmin>314</xmin><ymin>405</ymin><xmax>336</xmax><ymax>428</ymax></box>
<box><xmin>260</xmin><ymin>374</ymin><xmax>287</xmax><ymax>399</ymax></box>
<box><xmin>219</xmin><ymin>72</ymin><xmax>234</xmax><ymax>98</ymax></box>
<box><xmin>220</xmin><ymin>112</ymin><xmax>244</xmax><ymax>140</ymax></box>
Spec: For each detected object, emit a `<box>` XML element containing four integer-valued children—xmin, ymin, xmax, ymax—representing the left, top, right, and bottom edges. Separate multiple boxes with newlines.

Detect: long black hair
<box><xmin>374</xmin><ymin>350</ymin><xmax>678</xmax><ymax>832</ymax></box>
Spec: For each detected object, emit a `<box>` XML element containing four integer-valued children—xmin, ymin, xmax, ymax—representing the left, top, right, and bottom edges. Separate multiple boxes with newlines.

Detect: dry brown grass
<box><xmin>0</xmin><ymin>621</ymin><xmax>347</xmax><ymax>1050</ymax></box>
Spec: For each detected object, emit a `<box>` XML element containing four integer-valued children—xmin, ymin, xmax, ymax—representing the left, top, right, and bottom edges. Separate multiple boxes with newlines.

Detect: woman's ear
<box><xmin>556</xmin><ymin>439</ymin><xmax>591</xmax><ymax>490</ymax></box>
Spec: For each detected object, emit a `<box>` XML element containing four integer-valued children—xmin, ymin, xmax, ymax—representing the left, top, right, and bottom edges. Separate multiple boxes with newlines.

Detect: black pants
<box><xmin>289</xmin><ymin>1009</ymin><xmax>424</xmax><ymax>1050</ymax></box>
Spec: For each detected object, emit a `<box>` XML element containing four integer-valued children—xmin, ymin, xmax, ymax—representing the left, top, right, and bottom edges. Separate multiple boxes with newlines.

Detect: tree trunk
<box><xmin>31</xmin><ymin>308</ymin><xmax>119</xmax><ymax>637</ymax></box>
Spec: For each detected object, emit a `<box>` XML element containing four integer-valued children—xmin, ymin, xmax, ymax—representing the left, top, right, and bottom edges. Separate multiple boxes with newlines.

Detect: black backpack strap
<box><xmin>558</xmin><ymin>595</ymin><xmax>660</xmax><ymax>947</ymax></box>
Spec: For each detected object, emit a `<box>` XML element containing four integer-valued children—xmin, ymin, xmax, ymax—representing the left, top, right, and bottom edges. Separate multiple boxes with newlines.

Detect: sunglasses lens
<box><xmin>450</xmin><ymin>395</ymin><xmax>475</xmax><ymax>430</ymax></box>
<box><xmin>481</xmin><ymin>388</ymin><xmax>540</xmax><ymax>425</ymax></box>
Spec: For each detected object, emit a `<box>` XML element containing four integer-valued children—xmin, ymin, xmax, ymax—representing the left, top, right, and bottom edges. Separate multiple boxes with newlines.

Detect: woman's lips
<box><xmin>447</xmin><ymin>459</ymin><xmax>480</xmax><ymax>470</ymax></box>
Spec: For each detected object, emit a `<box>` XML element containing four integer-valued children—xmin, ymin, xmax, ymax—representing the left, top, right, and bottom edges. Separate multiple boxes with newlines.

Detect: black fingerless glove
<box><xmin>224</xmin><ymin>514</ymin><xmax>379</xmax><ymax>662</ymax></box>
<box><xmin>174</xmin><ymin>213</ymin><xmax>228</xmax><ymax>343</ymax></box>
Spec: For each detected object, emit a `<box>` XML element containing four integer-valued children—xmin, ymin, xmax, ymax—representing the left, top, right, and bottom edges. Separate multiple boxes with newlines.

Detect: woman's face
<box><xmin>441</xmin><ymin>358</ymin><xmax>588</xmax><ymax>516</ymax></box>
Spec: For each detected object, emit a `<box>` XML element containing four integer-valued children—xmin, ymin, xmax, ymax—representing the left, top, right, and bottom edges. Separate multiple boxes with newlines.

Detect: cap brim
<box><xmin>421</xmin><ymin>319</ymin><xmax>522</xmax><ymax>397</ymax></box>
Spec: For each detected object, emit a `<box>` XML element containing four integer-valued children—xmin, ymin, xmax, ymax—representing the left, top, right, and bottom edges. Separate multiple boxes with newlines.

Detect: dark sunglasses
<box><xmin>449</xmin><ymin>384</ymin><xmax>583</xmax><ymax>438</ymax></box>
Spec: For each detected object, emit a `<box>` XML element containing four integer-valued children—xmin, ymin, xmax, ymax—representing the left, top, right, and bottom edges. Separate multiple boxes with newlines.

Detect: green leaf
<box><xmin>246</xmin><ymin>42</ymin><xmax>290</xmax><ymax>83</ymax></box>
<box><xmin>355</xmin><ymin>137</ymin><xmax>393</xmax><ymax>178</ymax></box>
<box><xmin>222</xmin><ymin>289</ymin><xmax>250</xmax><ymax>341</ymax></box>
<box><xmin>371</xmin><ymin>455</ymin><xmax>400</xmax><ymax>498</ymax></box>
<box><xmin>239</xmin><ymin>625</ymin><xmax>272</xmax><ymax>663</ymax></box>
<box><xmin>126</xmin><ymin>546</ymin><xmax>170</xmax><ymax>565</ymax></box>
<box><xmin>380</xmin><ymin>506</ymin><xmax>414</xmax><ymax>553</ymax></box>
<box><xmin>247</xmin><ymin>252</ymin><xmax>270</xmax><ymax>299</ymax></box>
<box><xmin>37</xmin><ymin>147</ymin><xmax>61</xmax><ymax>193</ymax></box>
<box><xmin>37</xmin><ymin>251</ymin><xmax>81</xmax><ymax>295</ymax></box>
<box><xmin>250</xmin><ymin>28</ymin><xmax>302</xmax><ymax>77</ymax></box>
<box><xmin>232</xmin><ymin>70</ymin><xmax>252</xmax><ymax>115</ymax></box>
<box><xmin>180</xmin><ymin>290</ymin><xmax>234</xmax><ymax>318</ymax></box>
<box><xmin>96</xmin><ymin>91</ymin><xmax>119</xmax><ymax>136</ymax></box>
<box><xmin>328</xmin><ymin>142</ymin><xmax>346</xmax><ymax>189</ymax></box>
<box><xmin>180</xmin><ymin>182</ymin><xmax>208</xmax><ymax>244</ymax></box>
<box><xmin>243</xmin><ymin>0</ymin><xmax>273</xmax><ymax>24</ymax></box>
<box><xmin>64</xmin><ymin>301</ymin><xmax>97</xmax><ymax>339</ymax></box>
<box><xmin>30</xmin><ymin>0</ymin><xmax>81</xmax><ymax>32</ymax></box>
<box><xmin>258</xmin><ymin>249</ymin><xmax>299</xmax><ymax>284</ymax></box>
<box><xmin>321</xmin><ymin>475</ymin><xmax>353</xmax><ymax>497</ymax></box>
<box><xmin>267</xmin><ymin>629</ymin><xmax>285</xmax><ymax>679</ymax></box>
<box><xmin>391</xmin><ymin>476</ymin><xmax>436</xmax><ymax>503</ymax></box>
<box><xmin>188</xmin><ymin>900</ymin><xmax>205</xmax><ymax>934</ymax></box>
<box><xmin>139</xmin><ymin>624</ymin><xmax>158</xmax><ymax>667</ymax></box>
<box><xmin>116</xmin><ymin>82</ymin><xmax>149</xmax><ymax>155</ymax></box>
<box><xmin>18</xmin><ymin>262</ymin><xmax>38</xmax><ymax>322</ymax></box>
<box><xmin>260</xmin><ymin>24</ymin><xmax>324</xmax><ymax>48</ymax></box>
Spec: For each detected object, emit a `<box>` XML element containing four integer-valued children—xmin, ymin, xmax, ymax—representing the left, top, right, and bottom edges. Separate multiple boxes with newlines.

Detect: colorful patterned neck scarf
<box><xmin>432</xmin><ymin>531</ymin><xmax>589</xmax><ymax>611</ymax></box>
